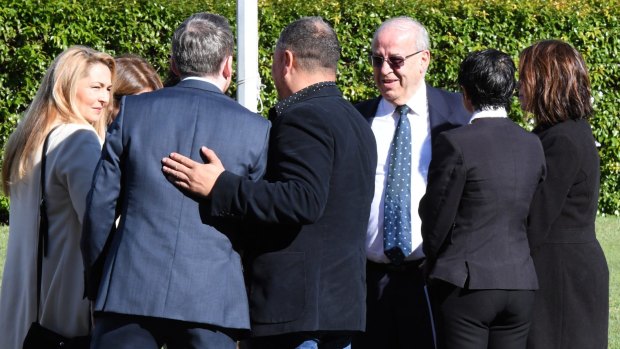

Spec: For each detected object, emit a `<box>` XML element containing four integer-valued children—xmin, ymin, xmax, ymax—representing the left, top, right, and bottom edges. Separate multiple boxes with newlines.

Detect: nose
<box><xmin>99</xmin><ymin>89</ymin><xmax>110</xmax><ymax>105</ymax></box>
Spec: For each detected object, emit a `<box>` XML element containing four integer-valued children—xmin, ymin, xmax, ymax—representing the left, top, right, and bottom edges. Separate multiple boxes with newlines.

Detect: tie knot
<box><xmin>397</xmin><ymin>105</ymin><xmax>410</xmax><ymax>116</ymax></box>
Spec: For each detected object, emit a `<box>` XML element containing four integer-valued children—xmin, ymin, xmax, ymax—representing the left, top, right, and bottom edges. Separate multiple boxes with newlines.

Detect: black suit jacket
<box><xmin>419</xmin><ymin>118</ymin><xmax>545</xmax><ymax>290</ymax></box>
<box><xmin>526</xmin><ymin>119</ymin><xmax>608</xmax><ymax>349</ymax></box>
<box><xmin>355</xmin><ymin>85</ymin><xmax>471</xmax><ymax>142</ymax></box>
<box><xmin>209</xmin><ymin>84</ymin><xmax>377</xmax><ymax>336</ymax></box>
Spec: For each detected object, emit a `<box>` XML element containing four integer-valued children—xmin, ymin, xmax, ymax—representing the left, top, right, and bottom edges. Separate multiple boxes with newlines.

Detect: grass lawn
<box><xmin>0</xmin><ymin>219</ymin><xmax>618</xmax><ymax>346</ymax></box>
<box><xmin>598</xmin><ymin>215</ymin><xmax>620</xmax><ymax>348</ymax></box>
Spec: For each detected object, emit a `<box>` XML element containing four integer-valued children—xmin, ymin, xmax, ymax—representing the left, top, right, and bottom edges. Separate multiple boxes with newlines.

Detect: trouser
<box><xmin>430</xmin><ymin>280</ymin><xmax>535</xmax><ymax>349</ymax></box>
<box><xmin>352</xmin><ymin>259</ymin><xmax>435</xmax><ymax>349</ymax></box>
<box><xmin>91</xmin><ymin>312</ymin><xmax>237</xmax><ymax>349</ymax></box>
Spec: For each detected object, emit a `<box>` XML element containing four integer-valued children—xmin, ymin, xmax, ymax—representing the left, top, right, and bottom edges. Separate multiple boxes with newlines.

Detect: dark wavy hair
<box><xmin>519</xmin><ymin>40</ymin><xmax>593</xmax><ymax>126</ymax></box>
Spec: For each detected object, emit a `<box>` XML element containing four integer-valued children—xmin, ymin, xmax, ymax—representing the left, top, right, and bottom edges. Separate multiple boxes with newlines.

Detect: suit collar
<box><xmin>176</xmin><ymin>78</ymin><xmax>223</xmax><ymax>94</ymax></box>
<box><xmin>426</xmin><ymin>84</ymin><xmax>453</xmax><ymax>127</ymax></box>
<box><xmin>272</xmin><ymin>81</ymin><xmax>339</xmax><ymax>117</ymax></box>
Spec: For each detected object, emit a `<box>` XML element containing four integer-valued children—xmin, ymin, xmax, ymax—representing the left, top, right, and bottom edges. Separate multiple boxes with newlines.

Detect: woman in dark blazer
<box><xmin>519</xmin><ymin>40</ymin><xmax>609</xmax><ymax>349</ymax></box>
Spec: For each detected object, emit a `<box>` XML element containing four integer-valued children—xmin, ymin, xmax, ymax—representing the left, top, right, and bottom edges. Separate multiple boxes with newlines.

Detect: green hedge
<box><xmin>1</xmin><ymin>0</ymin><xmax>619</xmax><ymax>223</ymax></box>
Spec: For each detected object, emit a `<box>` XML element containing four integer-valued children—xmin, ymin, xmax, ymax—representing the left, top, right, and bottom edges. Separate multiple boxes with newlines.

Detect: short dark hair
<box><xmin>519</xmin><ymin>40</ymin><xmax>593</xmax><ymax>126</ymax></box>
<box><xmin>458</xmin><ymin>49</ymin><xmax>516</xmax><ymax>111</ymax></box>
<box><xmin>276</xmin><ymin>16</ymin><xmax>340</xmax><ymax>73</ymax></box>
<box><xmin>171</xmin><ymin>12</ymin><xmax>234</xmax><ymax>78</ymax></box>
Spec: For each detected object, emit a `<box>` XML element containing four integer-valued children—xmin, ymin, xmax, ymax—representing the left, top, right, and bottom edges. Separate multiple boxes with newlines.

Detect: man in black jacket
<box><xmin>162</xmin><ymin>16</ymin><xmax>377</xmax><ymax>349</ymax></box>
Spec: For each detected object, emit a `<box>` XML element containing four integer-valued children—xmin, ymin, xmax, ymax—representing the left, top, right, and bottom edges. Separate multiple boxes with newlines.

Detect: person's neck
<box><xmin>286</xmin><ymin>71</ymin><xmax>335</xmax><ymax>97</ymax></box>
<box><xmin>182</xmin><ymin>75</ymin><xmax>227</xmax><ymax>92</ymax></box>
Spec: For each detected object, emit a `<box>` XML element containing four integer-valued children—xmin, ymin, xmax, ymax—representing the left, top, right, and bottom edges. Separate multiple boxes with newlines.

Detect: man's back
<box><xmin>82</xmin><ymin>79</ymin><xmax>270</xmax><ymax>330</ymax></box>
<box><xmin>210</xmin><ymin>84</ymin><xmax>377</xmax><ymax>336</ymax></box>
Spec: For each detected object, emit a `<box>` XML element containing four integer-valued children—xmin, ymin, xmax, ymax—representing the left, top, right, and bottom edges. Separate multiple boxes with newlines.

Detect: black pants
<box><xmin>91</xmin><ymin>312</ymin><xmax>237</xmax><ymax>349</ymax></box>
<box><xmin>352</xmin><ymin>259</ymin><xmax>435</xmax><ymax>349</ymax></box>
<box><xmin>430</xmin><ymin>281</ymin><xmax>535</xmax><ymax>349</ymax></box>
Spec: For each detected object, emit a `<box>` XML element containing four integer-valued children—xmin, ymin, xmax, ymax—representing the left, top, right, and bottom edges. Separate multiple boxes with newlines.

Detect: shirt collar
<box><xmin>377</xmin><ymin>82</ymin><xmax>427</xmax><ymax>117</ymax></box>
<box><xmin>183</xmin><ymin>76</ymin><xmax>213</xmax><ymax>84</ymax></box>
<box><xmin>274</xmin><ymin>81</ymin><xmax>337</xmax><ymax>116</ymax></box>
<box><xmin>469</xmin><ymin>107</ymin><xmax>508</xmax><ymax>124</ymax></box>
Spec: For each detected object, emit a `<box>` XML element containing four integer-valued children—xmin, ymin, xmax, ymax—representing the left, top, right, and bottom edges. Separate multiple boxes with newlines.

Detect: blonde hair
<box><xmin>2</xmin><ymin>45</ymin><xmax>115</xmax><ymax>195</ymax></box>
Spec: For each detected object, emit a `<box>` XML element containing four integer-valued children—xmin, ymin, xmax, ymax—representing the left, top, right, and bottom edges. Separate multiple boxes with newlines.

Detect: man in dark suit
<box><xmin>419</xmin><ymin>49</ymin><xmax>545</xmax><ymax>349</ymax></box>
<box><xmin>81</xmin><ymin>13</ymin><xmax>270</xmax><ymax>349</ymax></box>
<box><xmin>161</xmin><ymin>17</ymin><xmax>377</xmax><ymax>349</ymax></box>
<box><xmin>352</xmin><ymin>17</ymin><xmax>470</xmax><ymax>349</ymax></box>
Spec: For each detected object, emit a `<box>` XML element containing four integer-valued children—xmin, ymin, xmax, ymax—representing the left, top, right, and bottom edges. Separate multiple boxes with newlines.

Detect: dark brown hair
<box><xmin>111</xmin><ymin>54</ymin><xmax>163</xmax><ymax>120</ymax></box>
<box><xmin>518</xmin><ymin>40</ymin><xmax>593</xmax><ymax>126</ymax></box>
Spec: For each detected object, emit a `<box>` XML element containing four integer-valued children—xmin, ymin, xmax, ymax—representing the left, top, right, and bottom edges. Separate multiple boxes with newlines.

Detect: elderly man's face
<box><xmin>372</xmin><ymin>26</ymin><xmax>429</xmax><ymax>106</ymax></box>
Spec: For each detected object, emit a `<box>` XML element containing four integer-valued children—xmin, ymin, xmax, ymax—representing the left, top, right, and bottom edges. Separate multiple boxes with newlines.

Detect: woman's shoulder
<box><xmin>48</xmin><ymin>123</ymin><xmax>101</xmax><ymax>148</ymax></box>
<box><xmin>52</xmin><ymin>122</ymin><xmax>97</xmax><ymax>137</ymax></box>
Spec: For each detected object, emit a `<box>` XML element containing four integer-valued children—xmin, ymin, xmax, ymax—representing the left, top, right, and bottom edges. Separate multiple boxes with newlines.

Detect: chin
<box><xmin>380</xmin><ymin>91</ymin><xmax>399</xmax><ymax>104</ymax></box>
<box><xmin>85</xmin><ymin>115</ymin><xmax>101</xmax><ymax>124</ymax></box>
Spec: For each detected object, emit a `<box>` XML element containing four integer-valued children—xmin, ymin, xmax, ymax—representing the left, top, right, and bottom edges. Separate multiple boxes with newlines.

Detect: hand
<box><xmin>161</xmin><ymin>146</ymin><xmax>225</xmax><ymax>197</ymax></box>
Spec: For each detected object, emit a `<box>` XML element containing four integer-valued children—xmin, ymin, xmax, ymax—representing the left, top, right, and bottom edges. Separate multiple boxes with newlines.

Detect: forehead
<box><xmin>83</xmin><ymin>63</ymin><xmax>111</xmax><ymax>80</ymax></box>
<box><xmin>372</xmin><ymin>25</ymin><xmax>417</xmax><ymax>54</ymax></box>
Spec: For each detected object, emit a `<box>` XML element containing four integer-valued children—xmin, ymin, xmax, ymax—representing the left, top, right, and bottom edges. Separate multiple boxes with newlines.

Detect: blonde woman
<box><xmin>0</xmin><ymin>45</ymin><xmax>114</xmax><ymax>349</ymax></box>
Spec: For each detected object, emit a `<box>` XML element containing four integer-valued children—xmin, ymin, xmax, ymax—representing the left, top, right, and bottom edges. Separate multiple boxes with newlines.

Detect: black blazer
<box><xmin>526</xmin><ymin>119</ymin><xmax>608</xmax><ymax>349</ymax></box>
<box><xmin>527</xmin><ymin>119</ymin><xmax>600</xmax><ymax>248</ymax></box>
<box><xmin>209</xmin><ymin>85</ymin><xmax>377</xmax><ymax>336</ymax></box>
<box><xmin>419</xmin><ymin>118</ymin><xmax>545</xmax><ymax>290</ymax></box>
<box><xmin>355</xmin><ymin>85</ymin><xmax>471</xmax><ymax>142</ymax></box>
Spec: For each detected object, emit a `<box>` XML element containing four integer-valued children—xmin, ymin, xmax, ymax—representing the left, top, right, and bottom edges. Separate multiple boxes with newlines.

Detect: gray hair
<box><xmin>171</xmin><ymin>12</ymin><xmax>234</xmax><ymax>78</ymax></box>
<box><xmin>372</xmin><ymin>16</ymin><xmax>431</xmax><ymax>51</ymax></box>
<box><xmin>276</xmin><ymin>16</ymin><xmax>340</xmax><ymax>72</ymax></box>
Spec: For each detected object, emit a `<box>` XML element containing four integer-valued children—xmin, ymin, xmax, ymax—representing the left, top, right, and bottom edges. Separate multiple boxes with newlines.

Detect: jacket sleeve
<box><xmin>247</xmin><ymin>122</ymin><xmax>271</xmax><ymax>182</ymax></box>
<box><xmin>527</xmin><ymin>133</ymin><xmax>581</xmax><ymax>249</ymax></box>
<box><xmin>52</xmin><ymin>128</ymin><xmax>102</xmax><ymax>227</ymax></box>
<box><xmin>419</xmin><ymin>132</ymin><xmax>467</xmax><ymax>260</ymax></box>
<box><xmin>209</xmin><ymin>105</ymin><xmax>332</xmax><ymax>225</ymax></box>
<box><xmin>80</xmin><ymin>101</ymin><xmax>125</xmax><ymax>296</ymax></box>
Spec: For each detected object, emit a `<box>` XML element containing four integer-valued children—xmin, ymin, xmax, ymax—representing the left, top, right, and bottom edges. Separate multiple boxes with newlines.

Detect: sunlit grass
<box><xmin>597</xmin><ymin>216</ymin><xmax>619</xmax><ymax>348</ymax></box>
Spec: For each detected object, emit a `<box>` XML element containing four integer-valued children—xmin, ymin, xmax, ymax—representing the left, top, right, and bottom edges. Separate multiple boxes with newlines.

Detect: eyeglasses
<box><xmin>369</xmin><ymin>50</ymin><xmax>425</xmax><ymax>68</ymax></box>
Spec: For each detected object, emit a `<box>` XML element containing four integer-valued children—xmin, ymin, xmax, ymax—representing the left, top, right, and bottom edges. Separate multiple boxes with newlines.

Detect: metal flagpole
<box><xmin>236</xmin><ymin>0</ymin><xmax>260</xmax><ymax>112</ymax></box>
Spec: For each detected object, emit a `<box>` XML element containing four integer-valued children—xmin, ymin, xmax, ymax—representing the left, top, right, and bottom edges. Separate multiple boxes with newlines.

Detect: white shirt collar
<box><xmin>469</xmin><ymin>107</ymin><xmax>508</xmax><ymax>124</ymax></box>
<box><xmin>183</xmin><ymin>76</ymin><xmax>214</xmax><ymax>84</ymax></box>
<box><xmin>377</xmin><ymin>81</ymin><xmax>427</xmax><ymax>117</ymax></box>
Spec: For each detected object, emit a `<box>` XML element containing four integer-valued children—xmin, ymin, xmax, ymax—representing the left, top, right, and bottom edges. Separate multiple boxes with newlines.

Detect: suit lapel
<box><xmin>355</xmin><ymin>97</ymin><xmax>381</xmax><ymax>124</ymax></box>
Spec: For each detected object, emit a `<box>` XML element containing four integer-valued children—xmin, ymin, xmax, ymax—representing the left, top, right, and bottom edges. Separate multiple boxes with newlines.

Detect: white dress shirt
<box><xmin>367</xmin><ymin>84</ymin><xmax>431</xmax><ymax>263</ymax></box>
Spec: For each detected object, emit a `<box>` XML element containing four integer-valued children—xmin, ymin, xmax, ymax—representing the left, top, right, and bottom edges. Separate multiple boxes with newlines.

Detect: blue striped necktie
<box><xmin>383</xmin><ymin>105</ymin><xmax>412</xmax><ymax>264</ymax></box>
